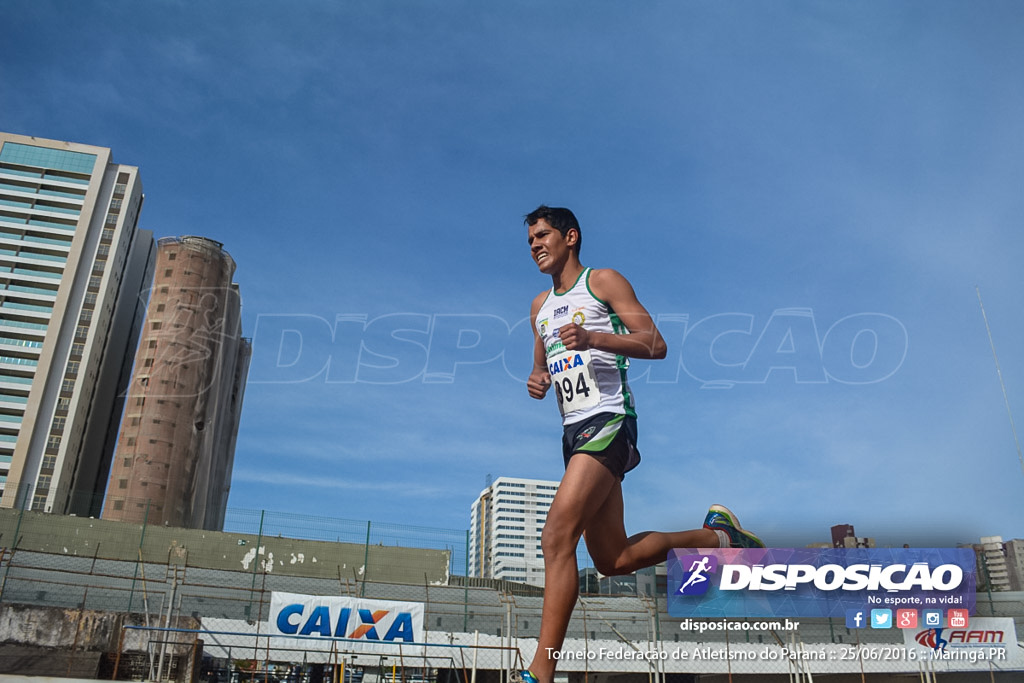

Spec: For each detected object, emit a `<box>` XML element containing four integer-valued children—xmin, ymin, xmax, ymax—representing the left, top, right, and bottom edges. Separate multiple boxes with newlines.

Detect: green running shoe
<box><xmin>704</xmin><ymin>504</ymin><xmax>765</xmax><ymax>548</ymax></box>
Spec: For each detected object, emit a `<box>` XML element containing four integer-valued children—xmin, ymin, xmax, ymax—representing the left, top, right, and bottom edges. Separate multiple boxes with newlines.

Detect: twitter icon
<box><xmin>871</xmin><ymin>609</ymin><xmax>892</xmax><ymax>629</ymax></box>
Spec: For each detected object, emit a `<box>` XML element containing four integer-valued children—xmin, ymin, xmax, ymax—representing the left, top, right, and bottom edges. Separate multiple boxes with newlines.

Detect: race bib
<box><xmin>548</xmin><ymin>348</ymin><xmax>602</xmax><ymax>416</ymax></box>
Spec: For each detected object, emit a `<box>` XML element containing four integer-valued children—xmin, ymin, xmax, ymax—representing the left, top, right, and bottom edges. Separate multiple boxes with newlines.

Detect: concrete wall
<box><xmin>0</xmin><ymin>603</ymin><xmax>197</xmax><ymax>653</ymax></box>
<box><xmin>0</xmin><ymin>508</ymin><xmax>450</xmax><ymax>584</ymax></box>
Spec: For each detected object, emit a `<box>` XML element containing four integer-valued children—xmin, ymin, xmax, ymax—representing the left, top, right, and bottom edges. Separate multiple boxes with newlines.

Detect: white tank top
<box><xmin>535</xmin><ymin>268</ymin><xmax>636</xmax><ymax>425</ymax></box>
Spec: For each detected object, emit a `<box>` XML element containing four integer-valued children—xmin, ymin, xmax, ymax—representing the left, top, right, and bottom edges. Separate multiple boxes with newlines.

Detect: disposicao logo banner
<box><xmin>667</xmin><ymin>548</ymin><xmax>975</xmax><ymax>618</ymax></box>
<box><xmin>268</xmin><ymin>592</ymin><xmax>425</xmax><ymax>649</ymax></box>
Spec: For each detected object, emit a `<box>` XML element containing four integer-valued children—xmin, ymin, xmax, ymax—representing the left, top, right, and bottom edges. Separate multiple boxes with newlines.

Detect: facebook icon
<box><xmin>846</xmin><ymin>609</ymin><xmax>866</xmax><ymax>629</ymax></box>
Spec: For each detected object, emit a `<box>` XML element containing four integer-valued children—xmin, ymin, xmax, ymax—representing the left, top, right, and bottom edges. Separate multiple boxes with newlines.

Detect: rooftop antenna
<box><xmin>486</xmin><ymin>473</ymin><xmax>493</xmax><ymax>489</ymax></box>
<box><xmin>976</xmin><ymin>286</ymin><xmax>1024</xmax><ymax>477</ymax></box>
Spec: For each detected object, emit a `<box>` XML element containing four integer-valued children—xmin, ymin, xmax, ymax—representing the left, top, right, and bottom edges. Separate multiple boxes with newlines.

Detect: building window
<box><xmin>168</xmin><ymin>252</ymin><xmax>176</xmax><ymax>261</ymax></box>
<box><xmin>118</xmin><ymin>479</ymin><xmax>127</xmax><ymax>489</ymax></box>
<box><xmin>112</xmin><ymin>500</ymin><xmax>124</xmax><ymax>511</ymax></box>
<box><xmin>164</xmin><ymin>269</ymin><xmax>172</xmax><ymax>277</ymax></box>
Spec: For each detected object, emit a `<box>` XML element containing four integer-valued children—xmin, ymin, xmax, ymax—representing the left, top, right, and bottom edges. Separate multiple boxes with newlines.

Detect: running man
<box><xmin>679</xmin><ymin>556</ymin><xmax>713</xmax><ymax>593</ymax></box>
<box><xmin>520</xmin><ymin>206</ymin><xmax>764</xmax><ymax>683</ymax></box>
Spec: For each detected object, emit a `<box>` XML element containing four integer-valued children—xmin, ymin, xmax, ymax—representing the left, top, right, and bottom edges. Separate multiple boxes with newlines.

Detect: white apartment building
<box><xmin>470</xmin><ymin>477</ymin><xmax>558</xmax><ymax>587</ymax></box>
<box><xmin>1005</xmin><ymin>538</ymin><xmax>1024</xmax><ymax>591</ymax></box>
<box><xmin>980</xmin><ymin>535</ymin><xmax>1012</xmax><ymax>592</ymax></box>
<box><xmin>0</xmin><ymin>133</ymin><xmax>155</xmax><ymax>515</ymax></box>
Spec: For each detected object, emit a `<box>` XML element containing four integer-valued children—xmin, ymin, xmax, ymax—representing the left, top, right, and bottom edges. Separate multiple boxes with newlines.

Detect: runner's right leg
<box><xmin>524</xmin><ymin>454</ymin><xmax>618</xmax><ymax>683</ymax></box>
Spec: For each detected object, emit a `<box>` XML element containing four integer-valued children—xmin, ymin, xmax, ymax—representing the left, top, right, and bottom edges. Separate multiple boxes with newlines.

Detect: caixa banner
<box><xmin>667</xmin><ymin>548</ymin><xmax>976</xmax><ymax>618</ymax></box>
<box><xmin>268</xmin><ymin>592</ymin><xmax>424</xmax><ymax>649</ymax></box>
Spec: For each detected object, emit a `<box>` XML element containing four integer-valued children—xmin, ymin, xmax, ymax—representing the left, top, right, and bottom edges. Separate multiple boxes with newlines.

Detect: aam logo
<box><xmin>276</xmin><ymin>604</ymin><xmax>415</xmax><ymax>642</ymax></box>
<box><xmin>677</xmin><ymin>554</ymin><xmax>718</xmax><ymax>596</ymax></box>
<box><xmin>915</xmin><ymin>628</ymin><xmax>1005</xmax><ymax>651</ymax></box>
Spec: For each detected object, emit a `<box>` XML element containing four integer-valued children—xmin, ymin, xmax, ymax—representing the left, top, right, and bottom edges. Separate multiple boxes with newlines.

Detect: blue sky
<box><xmin>3</xmin><ymin>1</ymin><xmax>1023</xmax><ymax>548</ymax></box>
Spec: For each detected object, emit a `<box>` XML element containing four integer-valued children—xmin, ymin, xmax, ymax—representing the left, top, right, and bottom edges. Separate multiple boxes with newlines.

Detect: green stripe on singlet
<box><xmin>607</xmin><ymin>307</ymin><xmax>637</xmax><ymax>418</ymax></box>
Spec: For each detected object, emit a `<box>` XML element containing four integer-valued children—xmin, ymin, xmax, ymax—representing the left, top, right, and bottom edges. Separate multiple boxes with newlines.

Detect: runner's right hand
<box><xmin>527</xmin><ymin>370</ymin><xmax>551</xmax><ymax>399</ymax></box>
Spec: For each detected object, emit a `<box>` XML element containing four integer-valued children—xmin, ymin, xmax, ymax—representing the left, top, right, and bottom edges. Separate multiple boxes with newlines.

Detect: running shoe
<box><xmin>703</xmin><ymin>504</ymin><xmax>765</xmax><ymax>548</ymax></box>
<box><xmin>516</xmin><ymin>671</ymin><xmax>539</xmax><ymax>683</ymax></box>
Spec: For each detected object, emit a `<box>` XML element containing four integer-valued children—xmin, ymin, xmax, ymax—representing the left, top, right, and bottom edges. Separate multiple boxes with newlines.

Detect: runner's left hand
<box><xmin>559</xmin><ymin>323</ymin><xmax>591</xmax><ymax>351</ymax></box>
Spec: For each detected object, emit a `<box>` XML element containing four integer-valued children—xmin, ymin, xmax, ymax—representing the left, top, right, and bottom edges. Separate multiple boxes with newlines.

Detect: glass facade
<box><xmin>0</xmin><ymin>140</ymin><xmax>93</xmax><ymax>502</ymax></box>
<box><xmin>0</xmin><ymin>143</ymin><xmax>96</xmax><ymax>175</ymax></box>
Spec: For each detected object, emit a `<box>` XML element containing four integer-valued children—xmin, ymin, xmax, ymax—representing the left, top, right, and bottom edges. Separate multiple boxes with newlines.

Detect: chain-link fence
<box><xmin>111</xmin><ymin>624</ymin><xmax>523</xmax><ymax>683</ymax></box>
<box><xmin>1</xmin><ymin>480</ymin><xmax>610</xmax><ymax>581</ymax></box>
<box><xmin>2</xmin><ymin>505</ymin><xmax>1024</xmax><ymax>681</ymax></box>
<box><xmin>222</xmin><ymin>508</ymin><xmax>472</xmax><ymax>580</ymax></box>
<box><xmin>0</xmin><ymin>504</ymin><xmax>644</xmax><ymax>644</ymax></box>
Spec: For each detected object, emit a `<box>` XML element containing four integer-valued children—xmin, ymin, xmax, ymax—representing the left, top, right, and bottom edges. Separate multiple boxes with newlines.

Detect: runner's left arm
<box><xmin>557</xmin><ymin>268</ymin><xmax>667</xmax><ymax>360</ymax></box>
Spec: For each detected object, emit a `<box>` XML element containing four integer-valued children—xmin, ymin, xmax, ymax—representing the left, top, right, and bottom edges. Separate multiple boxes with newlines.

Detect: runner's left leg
<box><xmin>584</xmin><ymin>481</ymin><xmax>718</xmax><ymax>576</ymax></box>
<box><xmin>524</xmin><ymin>455</ymin><xmax>720</xmax><ymax>683</ymax></box>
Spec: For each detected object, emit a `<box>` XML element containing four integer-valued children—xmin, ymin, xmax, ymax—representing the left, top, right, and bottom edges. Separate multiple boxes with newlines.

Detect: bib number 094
<box><xmin>548</xmin><ymin>349</ymin><xmax>602</xmax><ymax>415</ymax></box>
<box><xmin>555</xmin><ymin>373</ymin><xmax>591</xmax><ymax>404</ymax></box>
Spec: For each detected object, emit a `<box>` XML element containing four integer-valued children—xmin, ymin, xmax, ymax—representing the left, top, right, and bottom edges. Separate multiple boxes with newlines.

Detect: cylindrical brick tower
<box><xmin>103</xmin><ymin>236</ymin><xmax>250</xmax><ymax>529</ymax></box>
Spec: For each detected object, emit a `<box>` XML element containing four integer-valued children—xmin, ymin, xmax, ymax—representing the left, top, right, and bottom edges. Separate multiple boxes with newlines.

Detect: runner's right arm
<box><xmin>527</xmin><ymin>290</ymin><xmax>551</xmax><ymax>400</ymax></box>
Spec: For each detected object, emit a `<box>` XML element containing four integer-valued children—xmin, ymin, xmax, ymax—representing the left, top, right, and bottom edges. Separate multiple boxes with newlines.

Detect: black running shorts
<box><xmin>562</xmin><ymin>412</ymin><xmax>641</xmax><ymax>480</ymax></box>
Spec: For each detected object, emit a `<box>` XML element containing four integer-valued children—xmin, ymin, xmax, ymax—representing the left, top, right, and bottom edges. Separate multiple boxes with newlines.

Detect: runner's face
<box><xmin>528</xmin><ymin>219</ymin><xmax>575</xmax><ymax>274</ymax></box>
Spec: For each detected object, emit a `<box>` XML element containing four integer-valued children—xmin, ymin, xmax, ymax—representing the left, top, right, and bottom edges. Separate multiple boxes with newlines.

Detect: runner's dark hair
<box><xmin>525</xmin><ymin>205</ymin><xmax>582</xmax><ymax>255</ymax></box>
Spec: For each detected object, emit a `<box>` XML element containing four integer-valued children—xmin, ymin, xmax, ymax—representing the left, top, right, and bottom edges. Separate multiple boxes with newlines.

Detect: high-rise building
<box><xmin>960</xmin><ymin>537</ymin><xmax>1020</xmax><ymax>592</ymax></box>
<box><xmin>1004</xmin><ymin>539</ymin><xmax>1024</xmax><ymax>592</ymax></box>
<box><xmin>0</xmin><ymin>133</ymin><xmax>155</xmax><ymax>515</ymax></box>
<box><xmin>470</xmin><ymin>477</ymin><xmax>558</xmax><ymax>587</ymax></box>
<box><xmin>102</xmin><ymin>236</ymin><xmax>250</xmax><ymax>530</ymax></box>
<box><xmin>979</xmin><ymin>536</ymin><xmax>1012</xmax><ymax>592</ymax></box>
